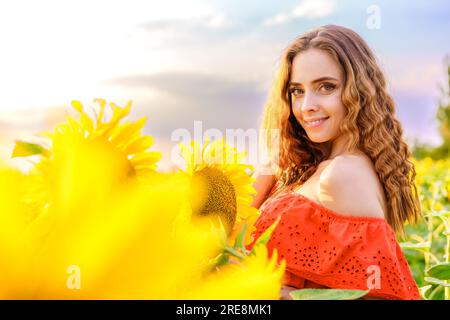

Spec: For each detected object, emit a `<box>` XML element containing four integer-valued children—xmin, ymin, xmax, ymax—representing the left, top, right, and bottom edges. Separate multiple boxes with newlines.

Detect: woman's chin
<box><xmin>307</xmin><ymin>135</ymin><xmax>330</xmax><ymax>144</ymax></box>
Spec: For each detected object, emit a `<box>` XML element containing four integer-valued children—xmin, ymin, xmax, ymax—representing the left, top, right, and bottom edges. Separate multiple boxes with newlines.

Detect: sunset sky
<box><xmin>1</xmin><ymin>0</ymin><xmax>449</xmax><ymax>170</ymax></box>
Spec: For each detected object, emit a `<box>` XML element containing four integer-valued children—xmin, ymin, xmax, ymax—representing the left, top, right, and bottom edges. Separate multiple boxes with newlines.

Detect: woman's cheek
<box><xmin>324</xmin><ymin>95</ymin><xmax>345</xmax><ymax>117</ymax></box>
<box><xmin>292</xmin><ymin>102</ymin><xmax>303</xmax><ymax>122</ymax></box>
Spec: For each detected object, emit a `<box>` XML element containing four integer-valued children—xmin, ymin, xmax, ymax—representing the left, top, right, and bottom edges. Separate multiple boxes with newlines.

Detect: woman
<box><xmin>249</xmin><ymin>25</ymin><xmax>422</xmax><ymax>300</ymax></box>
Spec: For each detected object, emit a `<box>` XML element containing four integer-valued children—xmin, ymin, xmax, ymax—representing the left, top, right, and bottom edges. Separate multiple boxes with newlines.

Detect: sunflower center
<box><xmin>190</xmin><ymin>167</ymin><xmax>237</xmax><ymax>234</ymax></box>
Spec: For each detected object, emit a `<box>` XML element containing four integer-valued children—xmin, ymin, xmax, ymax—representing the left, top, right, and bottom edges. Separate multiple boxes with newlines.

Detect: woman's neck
<box><xmin>327</xmin><ymin>134</ymin><xmax>363</xmax><ymax>160</ymax></box>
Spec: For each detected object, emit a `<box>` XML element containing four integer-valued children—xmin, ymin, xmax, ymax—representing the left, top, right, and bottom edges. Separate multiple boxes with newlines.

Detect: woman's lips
<box><xmin>304</xmin><ymin>117</ymin><xmax>329</xmax><ymax>128</ymax></box>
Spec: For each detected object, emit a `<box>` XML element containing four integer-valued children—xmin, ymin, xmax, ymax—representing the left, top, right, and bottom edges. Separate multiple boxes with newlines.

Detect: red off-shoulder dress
<box><xmin>247</xmin><ymin>189</ymin><xmax>421</xmax><ymax>300</ymax></box>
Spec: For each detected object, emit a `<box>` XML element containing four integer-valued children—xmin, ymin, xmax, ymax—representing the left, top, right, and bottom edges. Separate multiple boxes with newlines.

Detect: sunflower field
<box><xmin>1</xmin><ymin>99</ymin><xmax>449</xmax><ymax>300</ymax></box>
<box><xmin>0</xmin><ymin>99</ymin><xmax>284</xmax><ymax>299</ymax></box>
<box><xmin>401</xmin><ymin>157</ymin><xmax>450</xmax><ymax>300</ymax></box>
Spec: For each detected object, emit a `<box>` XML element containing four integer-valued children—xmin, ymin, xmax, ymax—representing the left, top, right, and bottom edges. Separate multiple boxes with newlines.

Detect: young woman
<box><xmin>249</xmin><ymin>25</ymin><xmax>422</xmax><ymax>300</ymax></box>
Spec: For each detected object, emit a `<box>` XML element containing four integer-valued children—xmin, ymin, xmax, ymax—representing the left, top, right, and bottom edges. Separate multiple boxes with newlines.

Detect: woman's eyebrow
<box><xmin>289</xmin><ymin>76</ymin><xmax>339</xmax><ymax>86</ymax></box>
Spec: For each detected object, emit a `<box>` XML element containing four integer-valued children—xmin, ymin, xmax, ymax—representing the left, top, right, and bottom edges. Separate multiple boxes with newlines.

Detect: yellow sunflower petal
<box><xmin>124</xmin><ymin>136</ymin><xmax>155</xmax><ymax>155</ymax></box>
<box><xmin>110</xmin><ymin>117</ymin><xmax>147</xmax><ymax>148</ymax></box>
<box><xmin>93</xmin><ymin>98</ymin><xmax>107</xmax><ymax>125</ymax></box>
<box><xmin>130</xmin><ymin>151</ymin><xmax>162</xmax><ymax>167</ymax></box>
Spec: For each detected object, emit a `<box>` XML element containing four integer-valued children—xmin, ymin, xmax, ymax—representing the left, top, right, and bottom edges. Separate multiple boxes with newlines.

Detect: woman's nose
<box><xmin>300</xmin><ymin>92</ymin><xmax>320</xmax><ymax>112</ymax></box>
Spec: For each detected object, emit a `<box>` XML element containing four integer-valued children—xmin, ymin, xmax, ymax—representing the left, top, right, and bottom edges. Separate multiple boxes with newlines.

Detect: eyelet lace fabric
<box><xmin>247</xmin><ymin>191</ymin><xmax>421</xmax><ymax>300</ymax></box>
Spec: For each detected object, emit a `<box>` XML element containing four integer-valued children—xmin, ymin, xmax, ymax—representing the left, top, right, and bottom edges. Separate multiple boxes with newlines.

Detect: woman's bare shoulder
<box><xmin>317</xmin><ymin>154</ymin><xmax>386</xmax><ymax>218</ymax></box>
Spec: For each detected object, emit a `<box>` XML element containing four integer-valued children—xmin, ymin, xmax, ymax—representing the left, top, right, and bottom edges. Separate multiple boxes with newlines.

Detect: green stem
<box><xmin>425</xmin><ymin>215</ymin><xmax>434</xmax><ymax>270</ymax></box>
<box><xmin>428</xmin><ymin>285</ymin><xmax>443</xmax><ymax>300</ymax></box>
<box><xmin>425</xmin><ymin>196</ymin><xmax>437</xmax><ymax>271</ymax></box>
<box><xmin>424</xmin><ymin>251</ymin><xmax>440</xmax><ymax>265</ymax></box>
<box><xmin>224</xmin><ymin>245</ymin><xmax>246</xmax><ymax>260</ymax></box>
<box><xmin>433</xmin><ymin>223</ymin><xmax>446</xmax><ymax>238</ymax></box>
<box><xmin>445</xmin><ymin>230</ymin><xmax>450</xmax><ymax>300</ymax></box>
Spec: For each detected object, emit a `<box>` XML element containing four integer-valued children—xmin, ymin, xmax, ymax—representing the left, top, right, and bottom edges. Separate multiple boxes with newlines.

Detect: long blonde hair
<box><xmin>261</xmin><ymin>24</ymin><xmax>421</xmax><ymax>235</ymax></box>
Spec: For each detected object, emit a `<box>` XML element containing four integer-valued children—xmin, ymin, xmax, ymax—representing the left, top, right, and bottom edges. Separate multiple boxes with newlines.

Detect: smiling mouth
<box><xmin>304</xmin><ymin>117</ymin><xmax>329</xmax><ymax>128</ymax></box>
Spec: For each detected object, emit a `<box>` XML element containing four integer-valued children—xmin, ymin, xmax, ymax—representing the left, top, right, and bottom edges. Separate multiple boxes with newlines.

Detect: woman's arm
<box><xmin>251</xmin><ymin>170</ymin><xmax>276</xmax><ymax>209</ymax></box>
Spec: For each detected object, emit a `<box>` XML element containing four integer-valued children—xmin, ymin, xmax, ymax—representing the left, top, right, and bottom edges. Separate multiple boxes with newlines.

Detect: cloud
<box><xmin>104</xmin><ymin>71</ymin><xmax>271</xmax><ymax>171</ymax></box>
<box><xmin>205</xmin><ymin>13</ymin><xmax>235</xmax><ymax>29</ymax></box>
<box><xmin>106</xmin><ymin>72</ymin><xmax>259</xmax><ymax>100</ymax></box>
<box><xmin>263</xmin><ymin>13</ymin><xmax>291</xmax><ymax>27</ymax></box>
<box><xmin>105</xmin><ymin>71</ymin><xmax>267</xmax><ymax>137</ymax></box>
<box><xmin>138</xmin><ymin>11</ymin><xmax>235</xmax><ymax>32</ymax></box>
<box><xmin>135</xmin><ymin>11</ymin><xmax>238</xmax><ymax>48</ymax></box>
<box><xmin>292</xmin><ymin>0</ymin><xmax>336</xmax><ymax>18</ymax></box>
<box><xmin>263</xmin><ymin>0</ymin><xmax>336</xmax><ymax>26</ymax></box>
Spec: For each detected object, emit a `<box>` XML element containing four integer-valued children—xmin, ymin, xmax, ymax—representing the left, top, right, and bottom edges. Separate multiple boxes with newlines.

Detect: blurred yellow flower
<box><xmin>3</xmin><ymin>143</ymin><xmax>222</xmax><ymax>299</ymax></box>
<box><xmin>1</xmin><ymin>99</ymin><xmax>286</xmax><ymax>300</ymax></box>
<box><xmin>187</xmin><ymin>245</ymin><xmax>285</xmax><ymax>300</ymax></box>
<box><xmin>0</xmin><ymin>166</ymin><xmax>35</xmax><ymax>298</ymax></box>
<box><xmin>12</xmin><ymin>99</ymin><xmax>162</xmax><ymax>219</ymax></box>
<box><xmin>54</xmin><ymin>99</ymin><xmax>161</xmax><ymax>179</ymax></box>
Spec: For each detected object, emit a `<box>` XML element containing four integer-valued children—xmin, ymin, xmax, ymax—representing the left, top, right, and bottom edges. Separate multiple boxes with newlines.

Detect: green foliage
<box><xmin>250</xmin><ymin>216</ymin><xmax>280</xmax><ymax>256</ymax></box>
<box><xmin>210</xmin><ymin>216</ymin><xmax>280</xmax><ymax>269</ymax></box>
<box><xmin>427</xmin><ymin>262</ymin><xmax>450</xmax><ymax>280</ymax></box>
<box><xmin>12</xmin><ymin>140</ymin><xmax>50</xmax><ymax>158</ymax></box>
<box><xmin>290</xmin><ymin>288</ymin><xmax>369</xmax><ymax>300</ymax></box>
<box><xmin>401</xmin><ymin>157</ymin><xmax>450</xmax><ymax>299</ymax></box>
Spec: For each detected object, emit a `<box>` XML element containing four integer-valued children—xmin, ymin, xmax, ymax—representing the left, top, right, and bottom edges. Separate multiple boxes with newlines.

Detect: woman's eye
<box><xmin>320</xmin><ymin>83</ymin><xmax>336</xmax><ymax>92</ymax></box>
<box><xmin>291</xmin><ymin>88</ymin><xmax>304</xmax><ymax>96</ymax></box>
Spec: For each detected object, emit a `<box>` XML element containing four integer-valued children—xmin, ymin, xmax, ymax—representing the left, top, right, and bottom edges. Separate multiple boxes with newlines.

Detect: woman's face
<box><xmin>289</xmin><ymin>48</ymin><xmax>346</xmax><ymax>144</ymax></box>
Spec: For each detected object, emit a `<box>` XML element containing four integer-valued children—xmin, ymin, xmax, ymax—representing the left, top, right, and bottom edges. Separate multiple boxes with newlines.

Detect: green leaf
<box><xmin>418</xmin><ymin>285</ymin><xmax>433</xmax><ymax>299</ymax></box>
<box><xmin>214</xmin><ymin>253</ymin><xmax>230</xmax><ymax>266</ymax></box>
<box><xmin>233</xmin><ymin>223</ymin><xmax>247</xmax><ymax>251</ymax></box>
<box><xmin>250</xmin><ymin>216</ymin><xmax>280</xmax><ymax>256</ymax></box>
<box><xmin>215</xmin><ymin>218</ymin><xmax>228</xmax><ymax>246</ymax></box>
<box><xmin>11</xmin><ymin>140</ymin><xmax>50</xmax><ymax>158</ymax></box>
<box><xmin>205</xmin><ymin>252</ymin><xmax>230</xmax><ymax>271</ymax></box>
<box><xmin>426</xmin><ymin>263</ymin><xmax>450</xmax><ymax>280</ymax></box>
<box><xmin>223</xmin><ymin>244</ymin><xmax>245</xmax><ymax>260</ymax></box>
<box><xmin>425</xmin><ymin>277</ymin><xmax>450</xmax><ymax>287</ymax></box>
<box><xmin>290</xmin><ymin>288</ymin><xmax>370</xmax><ymax>300</ymax></box>
<box><xmin>399</xmin><ymin>241</ymin><xmax>431</xmax><ymax>252</ymax></box>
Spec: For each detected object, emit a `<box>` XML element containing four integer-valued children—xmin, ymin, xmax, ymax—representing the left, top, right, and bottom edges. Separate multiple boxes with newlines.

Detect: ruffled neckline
<box><xmin>267</xmin><ymin>190</ymin><xmax>388</xmax><ymax>223</ymax></box>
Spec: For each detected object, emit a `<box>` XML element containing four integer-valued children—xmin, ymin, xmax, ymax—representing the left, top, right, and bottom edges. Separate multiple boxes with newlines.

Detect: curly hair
<box><xmin>261</xmin><ymin>24</ymin><xmax>421</xmax><ymax>236</ymax></box>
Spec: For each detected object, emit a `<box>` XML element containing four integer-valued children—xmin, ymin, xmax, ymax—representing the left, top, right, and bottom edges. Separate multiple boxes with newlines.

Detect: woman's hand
<box><xmin>280</xmin><ymin>285</ymin><xmax>297</xmax><ymax>300</ymax></box>
<box><xmin>251</xmin><ymin>170</ymin><xmax>276</xmax><ymax>209</ymax></box>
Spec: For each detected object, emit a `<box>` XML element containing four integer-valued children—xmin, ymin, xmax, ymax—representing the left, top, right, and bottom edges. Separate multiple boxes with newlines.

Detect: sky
<box><xmin>0</xmin><ymin>0</ymin><xmax>449</xmax><ymax>170</ymax></box>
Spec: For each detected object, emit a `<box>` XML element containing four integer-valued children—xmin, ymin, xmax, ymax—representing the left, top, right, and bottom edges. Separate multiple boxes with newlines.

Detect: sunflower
<box><xmin>12</xmin><ymin>99</ymin><xmax>162</xmax><ymax>217</ymax></box>
<box><xmin>13</xmin><ymin>99</ymin><xmax>161</xmax><ymax>180</ymax></box>
<box><xmin>62</xmin><ymin>99</ymin><xmax>161</xmax><ymax>178</ymax></box>
<box><xmin>2</xmin><ymin>100</ymin><xmax>288</xmax><ymax>299</ymax></box>
<box><xmin>179</xmin><ymin>137</ymin><xmax>259</xmax><ymax>245</ymax></box>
